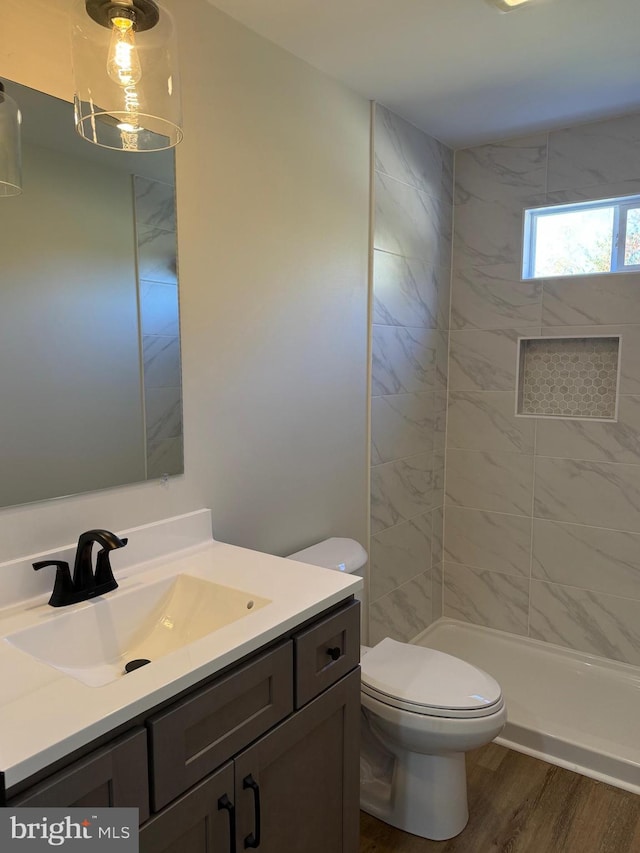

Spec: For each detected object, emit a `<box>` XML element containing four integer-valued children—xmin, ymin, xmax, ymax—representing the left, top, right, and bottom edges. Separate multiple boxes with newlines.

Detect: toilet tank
<box><xmin>287</xmin><ymin>537</ymin><xmax>369</xmax><ymax>643</ymax></box>
<box><xmin>287</xmin><ymin>537</ymin><xmax>368</xmax><ymax>575</ymax></box>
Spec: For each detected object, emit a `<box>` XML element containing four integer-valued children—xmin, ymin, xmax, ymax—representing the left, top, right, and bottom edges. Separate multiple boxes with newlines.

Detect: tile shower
<box><xmin>370</xmin><ymin>106</ymin><xmax>640</xmax><ymax>669</ymax></box>
<box><xmin>446</xmin><ymin>113</ymin><xmax>640</xmax><ymax>666</ymax></box>
<box><xmin>369</xmin><ymin>106</ymin><xmax>453</xmax><ymax>645</ymax></box>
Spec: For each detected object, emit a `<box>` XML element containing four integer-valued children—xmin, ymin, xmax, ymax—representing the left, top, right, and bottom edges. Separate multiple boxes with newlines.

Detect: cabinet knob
<box><xmin>327</xmin><ymin>647</ymin><xmax>341</xmax><ymax>661</ymax></box>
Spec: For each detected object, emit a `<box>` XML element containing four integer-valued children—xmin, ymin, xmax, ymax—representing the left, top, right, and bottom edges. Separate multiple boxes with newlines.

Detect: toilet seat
<box><xmin>361</xmin><ymin>638</ymin><xmax>503</xmax><ymax>719</ymax></box>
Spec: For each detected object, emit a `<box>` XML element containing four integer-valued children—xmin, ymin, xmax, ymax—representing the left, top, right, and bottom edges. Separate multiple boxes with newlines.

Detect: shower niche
<box><xmin>516</xmin><ymin>336</ymin><xmax>621</xmax><ymax>421</ymax></box>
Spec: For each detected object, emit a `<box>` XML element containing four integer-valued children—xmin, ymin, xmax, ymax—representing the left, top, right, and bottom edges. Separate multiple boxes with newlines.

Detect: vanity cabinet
<box><xmin>8</xmin><ymin>728</ymin><xmax>150</xmax><ymax>821</ymax></box>
<box><xmin>5</xmin><ymin>599</ymin><xmax>361</xmax><ymax>853</ymax></box>
<box><xmin>140</xmin><ymin>671</ymin><xmax>359</xmax><ymax>853</ymax></box>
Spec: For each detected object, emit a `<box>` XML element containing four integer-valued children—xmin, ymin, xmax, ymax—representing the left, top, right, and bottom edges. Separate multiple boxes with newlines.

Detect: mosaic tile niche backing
<box><xmin>517</xmin><ymin>337</ymin><xmax>620</xmax><ymax>420</ymax></box>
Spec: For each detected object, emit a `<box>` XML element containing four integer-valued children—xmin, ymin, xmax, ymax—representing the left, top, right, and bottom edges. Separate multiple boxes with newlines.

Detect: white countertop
<box><xmin>0</xmin><ymin>514</ymin><xmax>362</xmax><ymax>790</ymax></box>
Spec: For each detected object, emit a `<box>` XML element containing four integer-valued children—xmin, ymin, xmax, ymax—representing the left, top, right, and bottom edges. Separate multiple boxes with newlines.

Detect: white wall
<box><xmin>0</xmin><ymin>0</ymin><xmax>370</xmax><ymax>560</ymax></box>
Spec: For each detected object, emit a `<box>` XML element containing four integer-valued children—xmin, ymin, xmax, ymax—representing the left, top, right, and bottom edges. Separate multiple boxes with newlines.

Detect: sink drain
<box><xmin>124</xmin><ymin>658</ymin><xmax>151</xmax><ymax>674</ymax></box>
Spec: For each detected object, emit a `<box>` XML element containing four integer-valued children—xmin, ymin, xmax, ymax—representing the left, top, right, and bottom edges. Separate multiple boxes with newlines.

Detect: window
<box><xmin>523</xmin><ymin>195</ymin><xmax>640</xmax><ymax>279</ymax></box>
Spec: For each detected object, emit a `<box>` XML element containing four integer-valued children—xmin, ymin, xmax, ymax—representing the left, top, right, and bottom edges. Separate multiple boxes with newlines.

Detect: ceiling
<box><xmin>207</xmin><ymin>0</ymin><xmax>640</xmax><ymax>148</ymax></box>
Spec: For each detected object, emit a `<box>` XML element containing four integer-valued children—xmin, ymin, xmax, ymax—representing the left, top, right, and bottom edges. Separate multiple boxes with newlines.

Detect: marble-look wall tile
<box><xmin>529</xmin><ymin>580</ymin><xmax>640</xmax><ymax>665</ymax></box>
<box><xmin>453</xmin><ymin>194</ymin><xmax>541</xmax><ymax>268</ymax></box>
<box><xmin>441</xmin><ymin>145</ymin><xmax>454</xmax><ymax>204</ymax></box>
<box><xmin>449</xmin><ymin>328</ymin><xmax>539</xmax><ymax>392</ymax></box>
<box><xmin>545</xmin><ymin>179</ymin><xmax>640</xmax><ymax>206</ymax></box>
<box><xmin>533</xmin><ymin>519</ymin><xmax>640</xmax><ymax>600</ymax></box>
<box><xmin>370</xmin><ymin>513</ymin><xmax>432</xmax><ymax>602</ymax></box>
<box><xmin>145</xmin><ymin>386</ymin><xmax>182</xmax><ymax>443</ymax></box>
<box><xmin>445</xmin><ymin>507</ymin><xmax>531</xmax><ymax>576</ymax></box>
<box><xmin>447</xmin><ymin>391</ymin><xmax>534</xmax><ymax>454</ymax></box>
<box><xmin>371</xmin><ymin>326</ymin><xmax>436</xmax><ymax>395</ymax></box>
<box><xmin>444</xmin><ymin>563</ymin><xmax>529</xmax><ymax>635</ymax></box>
<box><xmin>451</xmin><ymin>262</ymin><xmax>542</xmax><ymax>330</ymax></box>
<box><xmin>375</xmin><ymin>105</ymin><xmax>446</xmax><ymax>199</ymax></box>
<box><xmin>142</xmin><ymin>335</ymin><xmax>181</xmax><ymax>388</ymax></box>
<box><xmin>370</xmin><ymin>454</ymin><xmax>433</xmax><ymax>534</ymax></box>
<box><xmin>446</xmin><ymin>449</ymin><xmax>534</xmax><ymax>516</ymax></box>
<box><xmin>371</xmin><ymin>392</ymin><xmax>433</xmax><ymax>465</ymax></box>
<box><xmin>435</xmin><ymin>330</ymin><xmax>449</xmax><ymax>391</ymax></box>
<box><xmin>432</xmin><ymin>561</ymin><xmax>443</xmax><ymax>621</ymax></box>
<box><xmin>147</xmin><ymin>435</ymin><xmax>183</xmax><ymax>478</ymax></box>
<box><xmin>432</xmin><ymin>451</ymin><xmax>445</xmax><ymax>508</ymax></box>
<box><xmin>534</xmin><ymin>457</ymin><xmax>640</xmax><ymax>533</ymax></box>
<box><xmin>134</xmin><ymin>176</ymin><xmax>176</xmax><ymax>230</ymax></box>
<box><xmin>369</xmin><ymin>107</ymin><xmax>449</xmax><ymax>641</ymax></box>
<box><xmin>542</xmin><ymin>273</ymin><xmax>640</xmax><ymax>327</ymax></box>
<box><xmin>542</xmin><ymin>324</ymin><xmax>640</xmax><ymax>396</ymax></box>
<box><xmin>136</xmin><ymin>226</ymin><xmax>178</xmax><ymax>284</ymax></box>
<box><xmin>140</xmin><ymin>280</ymin><xmax>180</xmax><ymax>336</ymax></box>
<box><xmin>373</xmin><ymin>251</ymin><xmax>446</xmax><ymax>329</ymax></box>
<box><xmin>547</xmin><ymin>113</ymin><xmax>640</xmax><ymax>192</ymax></box>
<box><xmin>443</xmin><ymin>112</ymin><xmax>640</xmax><ymax>665</ymax></box>
<box><xmin>369</xmin><ymin>571</ymin><xmax>432</xmax><ymax>645</ymax></box>
<box><xmin>536</xmin><ymin>396</ymin><xmax>640</xmax><ymax>464</ymax></box>
<box><xmin>431</xmin><ymin>506</ymin><xmax>444</xmax><ymax>565</ymax></box>
<box><xmin>374</xmin><ymin>172</ymin><xmax>451</xmax><ymax>267</ymax></box>
<box><xmin>455</xmin><ymin>134</ymin><xmax>547</xmax><ymax>201</ymax></box>
<box><xmin>433</xmin><ymin>390</ymin><xmax>447</xmax><ymax>452</ymax></box>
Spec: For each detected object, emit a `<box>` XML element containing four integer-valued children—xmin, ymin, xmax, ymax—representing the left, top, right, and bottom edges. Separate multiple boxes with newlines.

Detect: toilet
<box><xmin>288</xmin><ymin>538</ymin><xmax>507</xmax><ymax>841</ymax></box>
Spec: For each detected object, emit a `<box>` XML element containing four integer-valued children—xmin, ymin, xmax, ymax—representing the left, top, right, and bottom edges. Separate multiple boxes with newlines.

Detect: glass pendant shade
<box><xmin>71</xmin><ymin>0</ymin><xmax>183</xmax><ymax>152</ymax></box>
<box><xmin>0</xmin><ymin>82</ymin><xmax>22</xmax><ymax>196</ymax></box>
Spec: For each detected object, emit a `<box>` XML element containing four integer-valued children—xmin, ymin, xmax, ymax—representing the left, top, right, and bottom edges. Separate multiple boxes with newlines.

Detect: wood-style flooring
<box><xmin>360</xmin><ymin>743</ymin><xmax>640</xmax><ymax>853</ymax></box>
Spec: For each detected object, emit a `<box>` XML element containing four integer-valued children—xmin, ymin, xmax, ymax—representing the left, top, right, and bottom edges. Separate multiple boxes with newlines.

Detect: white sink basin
<box><xmin>5</xmin><ymin>574</ymin><xmax>270</xmax><ymax>687</ymax></box>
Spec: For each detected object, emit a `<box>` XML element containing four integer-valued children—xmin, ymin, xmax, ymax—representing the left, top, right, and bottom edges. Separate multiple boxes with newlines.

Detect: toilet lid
<box><xmin>360</xmin><ymin>638</ymin><xmax>502</xmax><ymax>712</ymax></box>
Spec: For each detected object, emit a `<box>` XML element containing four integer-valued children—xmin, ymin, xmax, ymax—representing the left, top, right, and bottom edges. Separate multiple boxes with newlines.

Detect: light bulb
<box><xmin>106</xmin><ymin>11</ymin><xmax>143</xmax><ymax>145</ymax></box>
<box><xmin>107</xmin><ymin>15</ymin><xmax>142</xmax><ymax>88</ymax></box>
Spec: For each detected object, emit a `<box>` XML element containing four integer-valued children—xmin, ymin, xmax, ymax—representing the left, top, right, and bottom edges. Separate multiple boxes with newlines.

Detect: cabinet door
<box><xmin>140</xmin><ymin>763</ymin><xmax>235</xmax><ymax>853</ymax></box>
<box><xmin>234</xmin><ymin>669</ymin><xmax>360</xmax><ymax>853</ymax></box>
<box><xmin>8</xmin><ymin>728</ymin><xmax>149</xmax><ymax>823</ymax></box>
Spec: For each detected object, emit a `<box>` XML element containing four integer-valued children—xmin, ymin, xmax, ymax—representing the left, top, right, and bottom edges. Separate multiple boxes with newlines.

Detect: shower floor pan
<box><xmin>414</xmin><ymin>618</ymin><xmax>640</xmax><ymax>795</ymax></box>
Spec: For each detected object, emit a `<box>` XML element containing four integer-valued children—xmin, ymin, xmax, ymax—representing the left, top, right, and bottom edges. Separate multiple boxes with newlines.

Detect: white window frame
<box><xmin>523</xmin><ymin>194</ymin><xmax>640</xmax><ymax>279</ymax></box>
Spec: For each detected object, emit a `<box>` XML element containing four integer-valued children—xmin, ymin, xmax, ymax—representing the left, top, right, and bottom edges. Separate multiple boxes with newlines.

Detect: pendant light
<box><xmin>71</xmin><ymin>0</ymin><xmax>183</xmax><ymax>152</ymax></box>
<box><xmin>0</xmin><ymin>82</ymin><xmax>22</xmax><ymax>196</ymax></box>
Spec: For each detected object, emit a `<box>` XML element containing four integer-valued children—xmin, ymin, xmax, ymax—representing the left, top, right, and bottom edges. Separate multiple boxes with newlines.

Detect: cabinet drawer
<box><xmin>8</xmin><ymin>728</ymin><xmax>149</xmax><ymax>823</ymax></box>
<box><xmin>148</xmin><ymin>641</ymin><xmax>293</xmax><ymax>811</ymax></box>
<box><xmin>294</xmin><ymin>600</ymin><xmax>360</xmax><ymax>708</ymax></box>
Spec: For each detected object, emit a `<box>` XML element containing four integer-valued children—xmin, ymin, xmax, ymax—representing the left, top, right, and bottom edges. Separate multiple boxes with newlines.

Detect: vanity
<box><xmin>0</xmin><ymin>511</ymin><xmax>362</xmax><ymax>853</ymax></box>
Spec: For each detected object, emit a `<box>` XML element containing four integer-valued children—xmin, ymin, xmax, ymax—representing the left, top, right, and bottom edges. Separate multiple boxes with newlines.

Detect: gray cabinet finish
<box><xmin>5</xmin><ymin>599</ymin><xmax>361</xmax><ymax>853</ymax></box>
<box><xmin>235</xmin><ymin>670</ymin><xmax>360</xmax><ymax>853</ymax></box>
<box><xmin>148</xmin><ymin>642</ymin><xmax>293</xmax><ymax>811</ymax></box>
<box><xmin>293</xmin><ymin>599</ymin><xmax>360</xmax><ymax>708</ymax></box>
<box><xmin>8</xmin><ymin>728</ymin><xmax>149</xmax><ymax>823</ymax></box>
<box><xmin>140</xmin><ymin>764</ymin><xmax>234</xmax><ymax>853</ymax></box>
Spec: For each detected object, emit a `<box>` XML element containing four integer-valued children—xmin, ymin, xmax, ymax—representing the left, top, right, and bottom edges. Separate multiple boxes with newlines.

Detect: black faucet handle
<box><xmin>33</xmin><ymin>561</ymin><xmax>75</xmax><ymax>608</ymax></box>
<box><xmin>33</xmin><ymin>560</ymin><xmax>69</xmax><ymax>572</ymax></box>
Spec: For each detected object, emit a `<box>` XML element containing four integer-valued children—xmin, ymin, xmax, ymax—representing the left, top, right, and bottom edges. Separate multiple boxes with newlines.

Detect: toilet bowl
<box><xmin>287</xmin><ymin>538</ymin><xmax>507</xmax><ymax>841</ymax></box>
<box><xmin>360</xmin><ymin>638</ymin><xmax>506</xmax><ymax>840</ymax></box>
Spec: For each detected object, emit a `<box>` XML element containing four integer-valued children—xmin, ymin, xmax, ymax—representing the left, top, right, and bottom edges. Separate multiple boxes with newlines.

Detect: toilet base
<box><xmin>361</xmin><ymin>747</ymin><xmax>469</xmax><ymax>841</ymax></box>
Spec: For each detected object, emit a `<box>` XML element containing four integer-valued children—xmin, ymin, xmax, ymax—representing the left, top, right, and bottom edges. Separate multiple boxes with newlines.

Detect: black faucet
<box><xmin>33</xmin><ymin>529</ymin><xmax>128</xmax><ymax>607</ymax></box>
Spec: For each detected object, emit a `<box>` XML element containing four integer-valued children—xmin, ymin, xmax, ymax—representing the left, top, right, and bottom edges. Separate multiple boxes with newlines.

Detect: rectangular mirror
<box><xmin>0</xmin><ymin>79</ymin><xmax>183</xmax><ymax>508</ymax></box>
